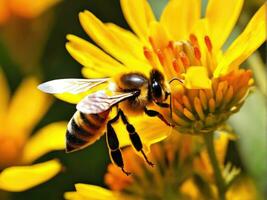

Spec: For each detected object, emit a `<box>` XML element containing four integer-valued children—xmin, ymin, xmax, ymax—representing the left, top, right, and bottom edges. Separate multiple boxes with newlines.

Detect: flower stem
<box><xmin>203</xmin><ymin>133</ymin><xmax>226</xmax><ymax>200</ymax></box>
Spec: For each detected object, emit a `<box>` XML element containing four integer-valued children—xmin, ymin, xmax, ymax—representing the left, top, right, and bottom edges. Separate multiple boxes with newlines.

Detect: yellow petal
<box><xmin>226</xmin><ymin>177</ymin><xmax>258</xmax><ymax>200</ymax></box>
<box><xmin>214</xmin><ymin>3</ymin><xmax>266</xmax><ymax>77</ymax></box>
<box><xmin>214</xmin><ymin>132</ymin><xmax>229</xmax><ymax>165</ymax></box>
<box><xmin>74</xmin><ymin>184</ymin><xmax>117</xmax><ymax>200</ymax></box>
<box><xmin>6</xmin><ymin>77</ymin><xmax>52</xmax><ymax>138</ymax></box>
<box><xmin>114</xmin><ymin>113</ymin><xmax>172</xmax><ymax>150</ymax></box>
<box><xmin>0</xmin><ymin>0</ymin><xmax>10</xmax><ymax>24</ymax></box>
<box><xmin>120</xmin><ymin>0</ymin><xmax>155</xmax><ymax>45</ymax></box>
<box><xmin>0</xmin><ymin>68</ymin><xmax>10</xmax><ymax>121</ymax></box>
<box><xmin>184</xmin><ymin>66</ymin><xmax>212</xmax><ymax>89</ymax></box>
<box><xmin>180</xmin><ymin>179</ymin><xmax>200</xmax><ymax>199</ymax></box>
<box><xmin>64</xmin><ymin>192</ymin><xmax>84</xmax><ymax>200</ymax></box>
<box><xmin>148</xmin><ymin>22</ymin><xmax>173</xmax><ymax>77</ymax></box>
<box><xmin>149</xmin><ymin>21</ymin><xmax>170</xmax><ymax>50</ymax></box>
<box><xmin>9</xmin><ymin>0</ymin><xmax>61</xmax><ymax>18</ymax></box>
<box><xmin>66</xmin><ymin>34</ymin><xmax>126</xmax><ymax>78</ymax></box>
<box><xmin>160</xmin><ymin>0</ymin><xmax>201</xmax><ymax>40</ymax></box>
<box><xmin>105</xmin><ymin>23</ymin><xmax>147</xmax><ymax>62</ymax></box>
<box><xmin>79</xmin><ymin>11</ymin><xmax>150</xmax><ymax>70</ymax></box>
<box><xmin>194</xmin><ymin>132</ymin><xmax>229</xmax><ymax>180</ymax></box>
<box><xmin>21</xmin><ymin>122</ymin><xmax>67</xmax><ymax>163</ymax></box>
<box><xmin>0</xmin><ymin>160</ymin><xmax>62</xmax><ymax>192</ymax></box>
<box><xmin>205</xmin><ymin>0</ymin><xmax>244</xmax><ymax>50</ymax></box>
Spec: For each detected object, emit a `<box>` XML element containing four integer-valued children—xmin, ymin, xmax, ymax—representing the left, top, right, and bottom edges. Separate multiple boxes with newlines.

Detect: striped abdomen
<box><xmin>66</xmin><ymin>110</ymin><xmax>110</xmax><ymax>152</ymax></box>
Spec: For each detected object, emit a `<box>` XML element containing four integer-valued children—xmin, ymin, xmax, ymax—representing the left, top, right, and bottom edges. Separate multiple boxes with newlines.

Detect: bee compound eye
<box><xmin>152</xmin><ymin>82</ymin><xmax>162</xmax><ymax>99</ymax></box>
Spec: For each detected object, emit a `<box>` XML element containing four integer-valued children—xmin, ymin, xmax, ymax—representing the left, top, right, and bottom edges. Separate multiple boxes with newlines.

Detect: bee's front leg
<box><xmin>118</xmin><ymin>109</ymin><xmax>154</xmax><ymax>167</ymax></box>
<box><xmin>157</xmin><ymin>91</ymin><xmax>173</xmax><ymax>120</ymax></box>
<box><xmin>144</xmin><ymin>107</ymin><xmax>174</xmax><ymax>127</ymax></box>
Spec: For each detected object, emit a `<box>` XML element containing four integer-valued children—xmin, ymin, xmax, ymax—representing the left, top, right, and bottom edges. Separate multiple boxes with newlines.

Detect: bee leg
<box><xmin>106</xmin><ymin>116</ymin><xmax>131</xmax><ymax>176</ymax></box>
<box><xmin>155</xmin><ymin>102</ymin><xmax>169</xmax><ymax>108</ymax></box>
<box><xmin>118</xmin><ymin>109</ymin><xmax>154</xmax><ymax>167</ymax></box>
<box><xmin>157</xmin><ymin>92</ymin><xmax>173</xmax><ymax>120</ymax></box>
<box><xmin>110</xmin><ymin>148</ymin><xmax>131</xmax><ymax>176</ymax></box>
<box><xmin>144</xmin><ymin>107</ymin><xmax>173</xmax><ymax>127</ymax></box>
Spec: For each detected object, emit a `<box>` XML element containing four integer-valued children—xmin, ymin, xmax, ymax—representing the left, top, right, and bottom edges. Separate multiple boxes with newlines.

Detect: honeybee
<box><xmin>38</xmin><ymin>69</ymin><xmax>175</xmax><ymax>175</ymax></box>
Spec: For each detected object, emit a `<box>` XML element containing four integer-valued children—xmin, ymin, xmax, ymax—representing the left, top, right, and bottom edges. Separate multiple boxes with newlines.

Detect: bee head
<box><xmin>150</xmin><ymin>69</ymin><xmax>168</xmax><ymax>103</ymax></box>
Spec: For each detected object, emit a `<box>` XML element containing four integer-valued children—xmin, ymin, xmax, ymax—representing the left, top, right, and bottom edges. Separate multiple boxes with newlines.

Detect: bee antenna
<box><xmin>169</xmin><ymin>77</ymin><xmax>184</xmax><ymax>84</ymax></box>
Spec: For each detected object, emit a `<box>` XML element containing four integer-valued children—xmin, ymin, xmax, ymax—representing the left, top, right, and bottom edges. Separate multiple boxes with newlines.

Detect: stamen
<box><xmin>179</xmin><ymin>51</ymin><xmax>190</xmax><ymax>67</ymax></box>
<box><xmin>172</xmin><ymin>113</ymin><xmax>190</xmax><ymax>126</ymax></box>
<box><xmin>189</xmin><ymin>34</ymin><xmax>199</xmax><ymax>47</ymax></box>
<box><xmin>167</xmin><ymin>41</ymin><xmax>174</xmax><ymax>50</ymax></box>
<box><xmin>183</xmin><ymin>108</ymin><xmax>195</xmax><ymax>121</ymax></box>
<box><xmin>215</xmin><ymin>89</ymin><xmax>223</xmax><ymax>107</ymax></box>
<box><xmin>208</xmin><ymin>98</ymin><xmax>216</xmax><ymax>113</ymax></box>
<box><xmin>156</xmin><ymin>49</ymin><xmax>164</xmax><ymax>65</ymax></box>
<box><xmin>224</xmin><ymin>86</ymin><xmax>234</xmax><ymax>104</ymax></box>
<box><xmin>194</xmin><ymin>46</ymin><xmax>201</xmax><ymax>60</ymax></box>
<box><xmin>199</xmin><ymin>90</ymin><xmax>208</xmax><ymax>110</ymax></box>
<box><xmin>173</xmin><ymin>99</ymin><xmax>184</xmax><ymax>113</ymax></box>
<box><xmin>149</xmin><ymin>37</ymin><xmax>156</xmax><ymax>51</ymax></box>
<box><xmin>143</xmin><ymin>47</ymin><xmax>152</xmax><ymax>60</ymax></box>
<box><xmin>194</xmin><ymin>97</ymin><xmax>205</xmax><ymax>120</ymax></box>
<box><xmin>182</xmin><ymin>95</ymin><xmax>192</xmax><ymax>111</ymax></box>
<box><xmin>172</xmin><ymin>59</ymin><xmax>180</xmax><ymax>73</ymax></box>
<box><xmin>204</xmin><ymin>35</ymin><xmax>212</xmax><ymax>52</ymax></box>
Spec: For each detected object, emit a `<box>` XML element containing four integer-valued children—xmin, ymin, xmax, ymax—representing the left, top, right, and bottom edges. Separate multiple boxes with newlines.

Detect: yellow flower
<box><xmin>0</xmin><ymin>69</ymin><xmax>67</xmax><ymax>192</ymax></box>
<box><xmin>181</xmin><ymin>176</ymin><xmax>260</xmax><ymax>200</ymax></box>
<box><xmin>0</xmin><ymin>0</ymin><xmax>61</xmax><ymax>25</ymax></box>
<box><xmin>65</xmin><ymin>0</ymin><xmax>266</xmax><ymax>135</ymax></box>
<box><xmin>226</xmin><ymin>177</ymin><xmax>259</xmax><ymax>200</ymax></box>
<box><xmin>64</xmin><ymin>132</ymin><xmax>232</xmax><ymax>200</ymax></box>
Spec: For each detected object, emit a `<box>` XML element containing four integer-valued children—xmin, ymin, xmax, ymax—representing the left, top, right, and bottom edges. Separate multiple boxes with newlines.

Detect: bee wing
<box><xmin>76</xmin><ymin>90</ymin><xmax>138</xmax><ymax>114</ymax></box>
<box><xmin>37</xmin><ymin>78</ymin><xmax>109</xmax><ymax>94</ymax></box>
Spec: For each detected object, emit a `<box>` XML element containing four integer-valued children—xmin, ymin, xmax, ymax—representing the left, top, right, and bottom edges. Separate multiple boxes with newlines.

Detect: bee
<box><xmin>38</xmin><ymin>69</ymin><xmax>175</xmax><ymax>175</ymax></box>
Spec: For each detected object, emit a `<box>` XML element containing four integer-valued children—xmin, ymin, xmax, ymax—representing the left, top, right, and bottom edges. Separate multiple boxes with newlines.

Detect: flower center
<box><xmin>144</xmin><ymin>34</ymin><xmax>215</xmax><ymax>78</ymax></box>
<box><xmin>142</xmin><ymin>34</ymin><xmax>252</xmax><ymax>134</ymax></box>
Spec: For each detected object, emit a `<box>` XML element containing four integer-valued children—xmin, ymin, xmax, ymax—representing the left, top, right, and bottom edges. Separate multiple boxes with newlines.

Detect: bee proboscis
<box><xmin>38</xmin><ymin>69</ymin><xmax>174</xmax><ymax>175</ymax></box>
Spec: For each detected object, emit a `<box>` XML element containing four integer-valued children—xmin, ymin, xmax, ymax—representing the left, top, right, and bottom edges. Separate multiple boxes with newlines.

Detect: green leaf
<box><xmin>228</xmin><ymin>88</ymin><xmax>267</xmax><ymax>196</ymax></box>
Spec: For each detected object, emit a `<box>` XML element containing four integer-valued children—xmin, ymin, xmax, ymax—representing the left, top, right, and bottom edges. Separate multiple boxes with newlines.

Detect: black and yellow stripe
<box><xmin>66</xmin><ymin>110</ymin><xmax>110</xmax><ymax>152</ymax></box>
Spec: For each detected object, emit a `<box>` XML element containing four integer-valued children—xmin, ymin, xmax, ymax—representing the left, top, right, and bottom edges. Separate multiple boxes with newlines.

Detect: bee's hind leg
<box><xmin>144</xmin><ymin>107</ymin><xmax>174</xmax><ymax>127</ymax></box>
<box><xmin>106</xmin><ymin>114</ymin><xmax>131</xmax><ymax>176</ymax></box>
<box><xmin>118</xmin><ymin>109</ymin><xmax>154</xmax><ymax>167</ymax></box>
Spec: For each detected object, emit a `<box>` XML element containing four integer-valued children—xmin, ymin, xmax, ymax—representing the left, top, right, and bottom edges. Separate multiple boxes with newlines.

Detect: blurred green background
<box><xmin>0</xmin><ymin>0</ymin><xmax>265</xmax><ymax>199</ymax></box>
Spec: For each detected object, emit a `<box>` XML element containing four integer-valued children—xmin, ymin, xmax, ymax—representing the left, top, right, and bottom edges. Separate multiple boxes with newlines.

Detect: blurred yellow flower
<box><xmin>64</xmin><ymin>177</ymin><xmax>258</xmax><ymax>200</ymax></box>
<box><xmin>0</xmin><ymin>0</ymin><xmax>61</xmax><ymax>25</ymax></box>
<box><xmin>65</xmin><ymin>0</ymin><xmax>265</xmax><ymax>135</ymax></box>
<box><xmin>64</xmin><ymin>132</ymin><xmax>241</xmax><ymax>200</ymax></box>
<box><xmin>0</xmin><ymin>69</ymin><xmax>67</xmax><ymax>192</ymax></box>
<box><xmin>226</xmin><ymin>177</ymin><xmax>259</xmax><ymax>200</ymax></box>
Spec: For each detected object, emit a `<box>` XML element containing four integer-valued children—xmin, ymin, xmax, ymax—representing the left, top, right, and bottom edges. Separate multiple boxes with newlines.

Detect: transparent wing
<box><xmin>37</xmin><ymin>78</ymin><xmax>109</xmax><ymax>94</ymax></box>
<box><xmin>76</xmin><ymin>90</ymin><xmax>138</xmax><ymax>114</ymax></box>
